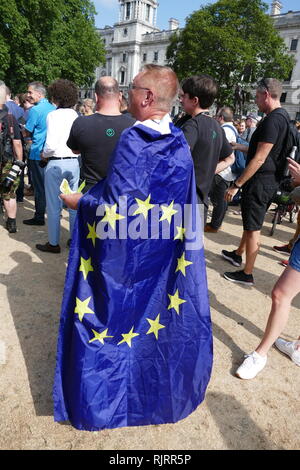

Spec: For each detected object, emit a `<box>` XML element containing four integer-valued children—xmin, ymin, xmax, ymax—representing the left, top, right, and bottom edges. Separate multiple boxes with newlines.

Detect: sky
<box><xmin>93</xmin><ymin>0</ymin><xmax>300</xmax><ymax>30</ymax></box>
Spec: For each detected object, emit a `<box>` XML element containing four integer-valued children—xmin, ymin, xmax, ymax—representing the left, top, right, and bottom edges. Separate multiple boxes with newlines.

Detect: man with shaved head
<box><xmin>67</xmin><ymin>76</ymin><xmax>135</xmax><ymax>192</ymax></box>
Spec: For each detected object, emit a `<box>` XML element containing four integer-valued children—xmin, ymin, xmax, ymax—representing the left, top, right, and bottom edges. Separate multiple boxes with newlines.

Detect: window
<box><xmin>143</xmin><ymin>53</ymin><xmax>147</xmax><ymax>62</ymax></box>
<box><xmin>125</xmin><ymin>2</ymin><xmax>131</xmax><ymax>20</ymax></box>
<box><xmin>290</xmin><ymin>39</ymin><xmax>298</xmax><ymax>51</ymax></box>
<box><xmin>120</xmin><ymin>70</ymin><xmax>125</xmax><ymax>85</ymax></box>
<box><xmin>154</xmin><ymin>51</ymin><xmax>158</xmax><ymax>61</ymax></box>
<box><xmin>146</xmin><ymin>4</ymin><xmax>151</xmax><ymax>21</ymax></box>
<box><xmin>123</xmin><ymin>28</ymin><xmax>128</xmax><ymax>36</ymax></box>
<box><xmin>280</xmin><ymin>92</ymin><xmax>287</xmax><ymax>103</ymax></box>
<box><xmin>122</xmin><ymin>53</ymin><xmax>127</xmax><ymax>62</ymax></box>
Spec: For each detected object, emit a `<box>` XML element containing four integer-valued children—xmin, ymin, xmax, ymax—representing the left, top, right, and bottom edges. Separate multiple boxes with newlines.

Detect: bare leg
<box><xmin>256</xmin><ymin>265</ymin><xmax>300</xmax><ymax>356</ymax></box>
<box><xmin>3</xmin><ymin>198</ymin><xmax>17</xmax><ymax>218</ymax></box>
<box><xmin>236</xmin><ymin>230</ymin><xmax>247</xmax><ymax>256</ymax></box>
<box><xmin>243</xmin><ymin>230</ymin><xmax>260</xmax><ymax>275</ymax></box>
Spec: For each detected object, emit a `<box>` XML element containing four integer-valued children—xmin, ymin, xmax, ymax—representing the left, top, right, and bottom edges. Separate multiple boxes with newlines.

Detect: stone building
<box><xmin>271</xmin><ymin>2</ymin><xmax>300</xmax><ymax>120</ymax></box>
<box><xmin>84</xmin><ymin>0</ymin><xmax>300</xmax><ymax>120</ymax></box>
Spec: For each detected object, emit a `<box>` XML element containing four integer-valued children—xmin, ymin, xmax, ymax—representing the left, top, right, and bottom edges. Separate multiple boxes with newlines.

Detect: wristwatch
<box><xmin>233</xmin><ymin>181</ymin><xmax>242</xmax><ymax>189</ymax></box>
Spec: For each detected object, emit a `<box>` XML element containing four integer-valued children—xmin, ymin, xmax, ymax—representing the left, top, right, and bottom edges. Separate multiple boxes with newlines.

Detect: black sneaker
<box><xmin>221</xmin><ymin>249</ymin><xmax>242</xmax><ymax>267</ymax></box>
<box><xmin>223</xmin><ymin>270</ymin><xmax>254</xmax><ymax>286</ymax></box>
<box><xmin>23</xmin><ymin>218</ymin><xmax>45</xmax><ymax>226</ymax></box>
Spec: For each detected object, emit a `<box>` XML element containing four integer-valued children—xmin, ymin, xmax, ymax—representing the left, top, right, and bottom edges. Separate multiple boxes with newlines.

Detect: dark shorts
<box><xmin>289</xmin><ymin>237</ymin><xmax>300</xmax><ymax>272</ymax></box>
<box><xmin>241</xmin><ymin>175</ymin><xmax>278</xmax><ymax>231</ymax></box>
<box><xmin>0</xmin><ymin>162</ymin><xmax>20</xmax><ymax>201</ymax></box>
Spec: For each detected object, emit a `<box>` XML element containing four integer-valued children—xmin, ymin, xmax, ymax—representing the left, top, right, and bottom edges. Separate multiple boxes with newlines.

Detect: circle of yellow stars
<box><xmin>77</xmin><ymin>194</ymin><xmax>194</xmax><ymax>347</ymax></box>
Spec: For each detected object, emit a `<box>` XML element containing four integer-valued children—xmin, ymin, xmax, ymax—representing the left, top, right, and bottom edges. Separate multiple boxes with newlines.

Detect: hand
<box><xmin>288</xmin><ymin>158</ymin><xmax>300</xmax><ymax>185</ymax></box>
<box><xmin>225</xmin><ymin>186</ymin><xmax>239</xmax><ymax>202</ymax></box>
<box><xmin>60</xmin><ymin>192</ymin><xmax>83</xmax><ymax>210</ymax></box>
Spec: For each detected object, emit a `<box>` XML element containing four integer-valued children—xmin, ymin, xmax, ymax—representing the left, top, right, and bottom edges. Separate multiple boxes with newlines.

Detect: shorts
<box><xmin>289</xmin><ymin>237</ymin><xmax>300</xmax><ymax>272</ymax></box>
<box><xmin>0</xmin><ymin>162</ymin><xmax>20</xmax><ymax>200</ymax></box>
<box><xmin>241</xmin><ymin>175</ymin><xmax>278</xmax><ymax>231</ymax></box>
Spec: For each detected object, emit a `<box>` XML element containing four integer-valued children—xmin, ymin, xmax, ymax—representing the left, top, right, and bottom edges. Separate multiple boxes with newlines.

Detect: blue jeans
<box><xmin>44</xmin><ymin>159</ymin><xmax>80</xmax><ymax>245</ymax></box>
<box><xmin>28</xmin><ymin>159</ymin><xmax>46</xmax><ymax>221</ymax></box>
<box><xmin>289</xmin><ymin>237</ymin><xmax>300</xmax><ymax>272</ymax></box>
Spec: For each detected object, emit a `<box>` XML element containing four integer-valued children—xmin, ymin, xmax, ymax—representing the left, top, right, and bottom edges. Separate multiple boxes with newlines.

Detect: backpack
<box><xmin>222</xmin><ymin>124</ymin><xmax>249</xmax><ymax>176</ymax></box>
<box><xmin>272</xmin><ymin>109</ymin><xmax>300</xmax><ymax>180</ymax></box>
<box><xmin>0</xmin><ymin>108</ymin><xmax>14</xmax><ymax>166</ymax></box>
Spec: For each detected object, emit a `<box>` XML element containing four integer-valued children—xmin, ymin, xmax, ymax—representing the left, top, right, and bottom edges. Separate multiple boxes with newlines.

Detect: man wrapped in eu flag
<box><xmin>53</xmin><ymin>65</ymin><xmax>213</xmax><ymax>431</ymax></box>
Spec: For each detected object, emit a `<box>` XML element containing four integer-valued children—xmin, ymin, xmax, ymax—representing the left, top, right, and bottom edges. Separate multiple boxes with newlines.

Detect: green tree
<box><xmin>167</xmin><ymin>0</ymin><xmax>294</xmax><ymax>108</ymax></box>
<box><xmin>0</xmin><ymin>0</ymin><xmax>105</xmax><ymax>92</ymax></box>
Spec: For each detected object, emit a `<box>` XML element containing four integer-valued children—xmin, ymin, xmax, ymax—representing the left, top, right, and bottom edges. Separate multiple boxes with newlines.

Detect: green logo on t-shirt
<box><xmin>106</xmin><ymin>128</ymin><xmax>115</xmax><ymax>137</ymax></box>
<box><xmin>212</xmin><ymin>130</ymin><xmax>217</xmax><ymax>140</ymax></box>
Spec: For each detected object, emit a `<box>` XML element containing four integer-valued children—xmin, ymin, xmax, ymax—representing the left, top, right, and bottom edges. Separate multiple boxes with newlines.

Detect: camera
<box><xmin>2</xmin><ymin>160</ymin><xmax>26</xmax><ymax>191</ymax></box>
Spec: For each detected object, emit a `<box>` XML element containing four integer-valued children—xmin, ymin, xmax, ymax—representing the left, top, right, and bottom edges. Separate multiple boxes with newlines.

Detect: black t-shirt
<box><xmin>67</xmin><ymin>113</ymin><xmax>135</xmax><ymax>184</ymax></box>
<box><xmin>246</xmin><ymin>108</ymin><xmax>289</xmax><ymax>178</ymax></box>
<box><xmin>182</xmin><ymin>113</ymin><xmax>232</xmax><ymax>206</ymax></box>
<box><xmin>0</xmin><ymin>108</ymin><xmax>21</xmax><ymax>141</ymax></box>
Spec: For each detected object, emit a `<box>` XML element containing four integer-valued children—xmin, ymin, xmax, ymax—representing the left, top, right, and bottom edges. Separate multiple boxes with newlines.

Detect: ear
<box><xmin>142</xmin><ymin>89</ymin><xmax>153</xmax><ymax>107</ymax></box>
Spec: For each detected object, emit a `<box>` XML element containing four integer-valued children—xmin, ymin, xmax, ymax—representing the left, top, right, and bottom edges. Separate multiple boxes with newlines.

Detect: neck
<box><xmin>266</xmin><ymin>100</ymin><xmax>281</xmax><ymax>115</ymax></box>
<box><xmin>192</xmin><ymin>107</ymin><xmax>209</xmax><ymax>118</ymax></box>
<box><xmin>96</xmin><ymin>102</ymin><xmax>121</xmax><ymax>116</ymax></box>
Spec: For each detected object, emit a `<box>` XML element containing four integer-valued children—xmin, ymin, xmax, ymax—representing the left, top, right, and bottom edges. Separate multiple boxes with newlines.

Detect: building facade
<box><xmin>271</xmin><ymin>3</ymin><xmax>300</xmax><ymax>120</ymax></box>
<box><xmin>86</xmin><ymin>0</ymin><xmax>300</xmax><ymax>120</ymax></box>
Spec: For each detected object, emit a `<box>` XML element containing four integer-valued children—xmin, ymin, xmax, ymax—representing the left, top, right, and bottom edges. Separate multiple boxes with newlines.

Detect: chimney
<box><xmin>168</xmin><ymin>18</ymin><xmax>179</xmax><ymax>31</ymax></box>
<box><xmin>271</xmin><ymin>1</ymin><xmax>282</xmax><ymax>16</ymax></box>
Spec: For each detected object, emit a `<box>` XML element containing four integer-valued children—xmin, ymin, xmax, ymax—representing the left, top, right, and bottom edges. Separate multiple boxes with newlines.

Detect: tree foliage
<box><xmin>167</xmin><ymin>0</ymin><xmax>294</xmax><ymax>107</ymax></box>
<box><xmin>0</xmin><ymin>0</ymin><xmax>105</xmax><ymax>92</ymax></box>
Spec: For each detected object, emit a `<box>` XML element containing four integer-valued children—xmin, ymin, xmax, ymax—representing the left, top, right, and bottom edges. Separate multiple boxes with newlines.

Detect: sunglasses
<box><xmin>259</xmin><ymin>79</ymin><xmax>269</xmax><ymax>92</ymax></box>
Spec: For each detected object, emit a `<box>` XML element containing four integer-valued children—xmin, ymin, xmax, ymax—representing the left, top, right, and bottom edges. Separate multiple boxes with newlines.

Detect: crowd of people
<box><xmin>0</xmin><ymin>66</ymin><xmax>299</xmax><ymax>431</ymax></box>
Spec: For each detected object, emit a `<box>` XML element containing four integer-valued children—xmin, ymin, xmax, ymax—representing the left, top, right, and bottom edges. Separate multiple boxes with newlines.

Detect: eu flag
<box><xmin>53</xmin><ymin>118</ymin><xmax>213</xmax><ymax>431</ymax></box>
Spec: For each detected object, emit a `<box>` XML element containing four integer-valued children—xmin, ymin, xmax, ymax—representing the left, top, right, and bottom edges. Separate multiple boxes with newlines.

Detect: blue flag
<box><xmin>53</xmin><ymin>119</ymin><xmax>213</xmax><ymax>431</ymax></box>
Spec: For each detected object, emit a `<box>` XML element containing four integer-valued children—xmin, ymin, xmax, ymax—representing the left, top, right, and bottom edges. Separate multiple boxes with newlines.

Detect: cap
<box><xmin>246</xmin><ymin>112</ymin><xmax>259</xmax><ymax>122</ymax></box>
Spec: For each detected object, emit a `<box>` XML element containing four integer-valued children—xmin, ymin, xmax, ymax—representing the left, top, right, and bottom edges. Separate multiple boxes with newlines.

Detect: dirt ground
<box><xmin>0</xmin><ymin>195</ymin><xmax>299</xmax><ymax>450</ymax></box>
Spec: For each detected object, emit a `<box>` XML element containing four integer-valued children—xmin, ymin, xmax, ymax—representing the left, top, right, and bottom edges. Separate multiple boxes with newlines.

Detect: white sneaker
<box><xmin>274</xmin><ymin>338</ymin><xmax>300</xmax><ymax>366</ymax></box>
<box><xmin>236</xmin><ymin>351</ymin><xmax>267</xmax><ymax>379</ymax></box>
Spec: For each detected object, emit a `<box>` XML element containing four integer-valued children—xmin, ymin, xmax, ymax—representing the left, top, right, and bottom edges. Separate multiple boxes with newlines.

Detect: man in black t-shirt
<box><xmin>222</xmin><ymin>78</ymin><xmax>289</xmax><ymax>286</ymax></box>
<box><xmin>67</xmin><ymin>77</ymin><xmax>135</xmax><ymax>192</ymax></box>
<box><xmin>180</xmin><ymin>75</ymin><xmax>234</xmax><ymax>224</ymax></box>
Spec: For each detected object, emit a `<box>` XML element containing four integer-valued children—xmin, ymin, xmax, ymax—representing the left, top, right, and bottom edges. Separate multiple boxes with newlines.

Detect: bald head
<box><xmin>138</xmin><ymin>64</ymin><xmax>179</xmax><ymax>112</ymax></box>
<box><xmin>95</xmin><ymin>76</ymin><xmax>120</xmax><ymax>98</ymax></box>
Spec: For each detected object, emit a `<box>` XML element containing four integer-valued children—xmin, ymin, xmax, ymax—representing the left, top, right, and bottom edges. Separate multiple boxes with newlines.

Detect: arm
<box><xmin>225</xmin><ymin>141</ymin><xmax>274</xmax><ymax>201</ymax></box>
<box><xmin>60</xmin><ymin>193</ymin><xmax>83</xmax><ymax>210</ymax></box>
<box><xmin>12</xmin><ymin>139</ymin><xmax>23</xmax><ymax>161</ymax></box>
<box><xmin>231</xmin><ymin>142</ymin><xmax>248</xmax><ymax>154</ymax></box>
<box><xmin>215</xmin><ymin>152</ymin><xmax>235</xmax><ymax>174</ymax></box>
<box><xmin>288</xmin><ymin>158</ymin><xmax>300</xmax><ymax>186</ymax></box>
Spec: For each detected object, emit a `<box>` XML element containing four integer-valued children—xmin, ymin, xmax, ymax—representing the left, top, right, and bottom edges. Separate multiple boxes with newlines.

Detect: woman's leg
<box><xmin>256</xmin><ymin>265</ymin><xmax>300</xmax><ymax>356</ymax></box>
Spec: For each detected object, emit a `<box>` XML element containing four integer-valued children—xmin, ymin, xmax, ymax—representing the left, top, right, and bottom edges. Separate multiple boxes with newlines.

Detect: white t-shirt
<box><xmin>43</xmin><ymin>108</ymin><xmax>79</xmax><ymax>158</ymax></box>
<box><xmin>219</xmin><ymin>122</ymin><xmax>237</xmax><ymax>182</ymax></box>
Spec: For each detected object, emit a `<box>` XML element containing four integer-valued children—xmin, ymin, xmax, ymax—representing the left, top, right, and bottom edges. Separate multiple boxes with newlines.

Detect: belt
<box><xmin>48</xmin><ymin>157</ymin><xmax>78</xmax><ymax>161</ymax></box>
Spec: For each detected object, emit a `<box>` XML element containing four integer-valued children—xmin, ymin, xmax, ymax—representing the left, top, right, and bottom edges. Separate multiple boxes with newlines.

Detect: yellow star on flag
<box><xmin>74</xmin><ymin>296</ymin><xmax>95</xmax><ymax>322</ymax></box>
<box><xmin>168</xmin><ymin>289</ymin><xmax>186</xmax><ymax>315</ymax></box>
<box><xmin>160</xmin><ymin>200</ymin><xmax>178</xmax><ymax>224</ymax></box>
<box><xmin>174</xmin><ymin>225</ymin><xmax>186</xmax><ymax>241</ymax></box>
<box><xmin>101</xmin><ymin>203</ymin><xmax>125</xmax><ymax>230</ymax></box>
<box><xmin>87</xmin><ymin>221</ymin><xmax>98</xmax><ymax>247</ymax></box>
<box><xmin>132</xmin><ymin>194</ymin><xmax>155</xmax><ymax>219</ymax></box>
<box><xmin>89</xmin><ymin>328</ymin><xmax>113</xmax><ymax>345</ymax></box>
<box><xmin>146</xmin><ymin>314</ymin><xmax>165</xmax><ymax>340</ymax></box>
<box><xmin>117</xmin><ymin>326</ymin><xmax>139</xmax><ymax>347</ymax></box>
<box><xmin>176</xmin><ymin>252</ymin><xmax>193</xmax><ymax>277</ymax></box>
<box><xmin>79</xmin><ymin>257</ymin><xmax>94</xmax><ymax>280</ymax></box>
